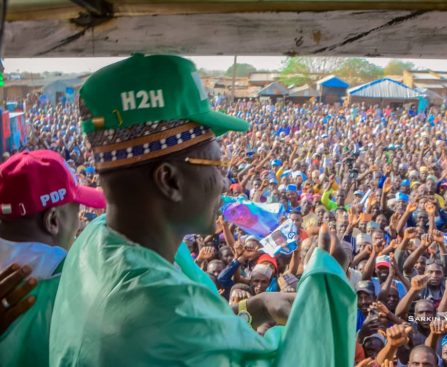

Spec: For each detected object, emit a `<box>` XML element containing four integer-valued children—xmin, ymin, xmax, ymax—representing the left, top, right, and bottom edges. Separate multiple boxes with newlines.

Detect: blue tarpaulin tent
<box><xmin>316</xmin><ymin>75</ymin><xmax>349</xmax><ymax>104</ymax></box>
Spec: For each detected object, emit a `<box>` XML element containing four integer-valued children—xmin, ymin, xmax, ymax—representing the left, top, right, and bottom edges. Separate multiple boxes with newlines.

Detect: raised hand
<box><xmin>383</xmin><ymin>177</ymin><xmax>392</xmax><ymax>193</ymax></box>
<box><xmin>411</xmin><ymin>274</ymin><xmax>430</xmax><ymax>291</ymax></box>
<box><xmin>390</xmin><ymin>213</ymin><xmax>400</xmax><ymax>231</ymax></box>
<box><xmin>425</xmin><ymin>202</ymin><xmax>437</xmax><ymax>217</ymax></box>
<box><xmin>0</xmin><ymin>264</ymin><xmax>37</xmax><ymax>335</ymax></box>
<box><xmin>216</xmin><ymin>215</ymin><xmax>225</xmax><ymax>227</ymax></box>
<box><xmin>389</xmin><ymin>239</ymin><xmax>399</xmax><ymax>250</ymax></box>
<box><xmin>381</xmin><ymin>360</ymin><xmax>394</xmax><ymax>367</ymax></box>
<box><xmin>355</xmin><ymin>358</ymin><xmax>375</xmax><ymax>367</ymax></box>
<box><xmin>229</xmin><ymin>289</ymin><xmax>251</xmax><ymax>306</ymax></box>
<box><xmin>318</xmin><ymin>223</ymin><xmax>331</xmax><ymax>252</ymax></box>
<box><xmin>386</xmin><ymin>324</ymin><xmax>412</xmax><ymax>347</ymax></box>
<box><xmin>431</xmin><ymin>229</ymin><xmax>444</xmax><ymax>245</ymax></box>
<box><xmin>234</xmin><ymin>240</ymin><xmax>244</xmax><ymax>258</ymax></box>
<box><xmin>406</xmin><ymin>202</ymin><xmax>418</xmax><ymax>213</ymax></box>
<box><xmin>421</xmin><ymin>234</ymin><xmax>431</xmax><ymax>249</ymax></box>
<box><xmin>404</xmin><ymin>227</ymin><xmax>418</xmax><ymax>241</ymax></box>
<box><xmin>348</xmin><ymin>208</ymin><xmax>360</xmax><ymax>226</ymax></box>
<box><xmin>373</xmin><ymin>240</ymin><xmax>386</xmax><ymax>255</ymax></box>
<box><xmin>429</xmin><ymin>318</ymin><xmax>447</xmax><ymax>335</ymax></box>
<box><xmin>375</xmin><ymin>301</ymin><xmax>391</xmax><ymax>318</ymax></box>
<box><xmin>241</xmin><ymin>246</ymin><xmax>259</xmax><ymax>262</ymax></box>
<box><xmin>197</xmin><ymin>246</ymin><xmax>216</xmax><ymax>262</ymax></box>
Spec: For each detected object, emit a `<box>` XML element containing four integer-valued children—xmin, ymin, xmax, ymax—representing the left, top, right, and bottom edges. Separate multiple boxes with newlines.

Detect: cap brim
<box><xmin>375</xmin><ymin>262</ymin><xmax>390</xmax><ymax>268</ymax></box>
<box><xmin>188</xmin><ymin>110</ymin><xmax>249</xmax><ymax>136</ymax></box>
<box><xmin>356</xmin><ymin>289</ymin><xmax>374</xmax><ymax>295</ymax></box>
<box><xmin>75</xmin><ymin>186</ymin><xmax>107</xmax><ymax>209</ymax></box>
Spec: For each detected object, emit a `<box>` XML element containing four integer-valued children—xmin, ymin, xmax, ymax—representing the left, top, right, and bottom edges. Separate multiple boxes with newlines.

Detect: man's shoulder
<box><xmin>64</xmin><ymin>217</ymin><xmax>217</xmax><ymax>307</ymax></box>
<box><xmin>0</xmin><ymin>277</ymin><xmax>59</xmax><ymax>367</ymax></box>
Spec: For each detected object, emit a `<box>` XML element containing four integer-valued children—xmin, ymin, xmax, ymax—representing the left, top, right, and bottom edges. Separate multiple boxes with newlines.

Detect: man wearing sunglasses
<box><xmin>50</xmin><ymin>54</ymin><xmax>356</xmax><ymax>367</ymax></box>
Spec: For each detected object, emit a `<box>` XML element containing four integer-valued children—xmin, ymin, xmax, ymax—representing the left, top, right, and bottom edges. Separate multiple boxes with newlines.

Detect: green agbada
<box><xmin>50</xmin><ymin>215</ymin><xmax>357</xmax><ymax>367</ymax></box>
<box><xmin>0</xmin><ymin>276</ymin><xmax>60</xmax><ymax>367</ymax></box>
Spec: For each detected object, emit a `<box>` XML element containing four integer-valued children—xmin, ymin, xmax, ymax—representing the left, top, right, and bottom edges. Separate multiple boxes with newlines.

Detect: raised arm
<box><xmin>380</xmin><ymin>173</ymin><xmax>392</xmax><ymax>212</ymax></box>
<box><xmin>219</xmin><ymin>217</ymin><xmax>236</xmax><ymax>250</ymax></box>
<box><xmin>361</xmin><ymin>240</ymin><xmax>385</xmax><ymax>281</ymax></box>
<box><xmin>395</xmin><ymin>274</ymin><xmax>429</xmax><ymax>318</ymax></box>
<box><xmin>395</xmin><ymin>236</ymin><xmax>411</xmax><ymax>274</ymax></box>
<box><xmin>396</xmin><ymin>202</ymin><xmax>417</xmax><ymax>236</ymax></box>
<box><xmin>376</xmin><ymin>324</ymin><xmax>412</xmax><ymax>365</ymax></box>
<box><xmin>402</xmin><ymin>231</ymin><xmax>428</xmax><ymax>274</ymax></box>
<box><xmin>352</xmin><ymin>246</ymin><xmax>371</xmax><ymax>268</ymax></box>
<box><xmin>287</xmin><ymin>144</ymin><xmax>299</xmax><ymax>168</ymax></box>
<box><xmin>425</xmin><ymin>319</ymin><xmax>447</xmax><ymax>349</ymax></box>
<box><xmin>437</xmin><ymin>279</ymin><xmax>447</xmax><ymax>313</ymax></box>
<box><xmin>240</xmin><ymin>168</ymin><xmax>256</xmax><ymax>191</ymax></box>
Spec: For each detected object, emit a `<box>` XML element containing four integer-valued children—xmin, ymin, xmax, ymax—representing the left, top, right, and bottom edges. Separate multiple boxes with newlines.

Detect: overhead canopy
<box><xmin>348</xmin><ymin>78</ymin><xmax>421</xmax><ymax>99</ymax></box>
<box><xmin>5</xmin><ymin>1</ymin><xmax>447</xmax><ymax>57</ymax></box>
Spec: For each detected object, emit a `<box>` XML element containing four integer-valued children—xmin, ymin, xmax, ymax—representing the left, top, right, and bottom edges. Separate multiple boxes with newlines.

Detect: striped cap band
<box><xmin>87</xmin><ymin>120</ymin><xmax>215</xmax><ymax>171</ymax></box>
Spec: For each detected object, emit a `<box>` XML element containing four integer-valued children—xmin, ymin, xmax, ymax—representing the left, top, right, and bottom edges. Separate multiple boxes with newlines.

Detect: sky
<box><xmin>4</xmin><ymin>56</ymin><xmax>447</xmax><ymax>74</ymax></box>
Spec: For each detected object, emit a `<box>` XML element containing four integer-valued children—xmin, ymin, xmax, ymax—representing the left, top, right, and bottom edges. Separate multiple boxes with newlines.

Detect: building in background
<box><xmin>1</xmin><ymin>74</ymin><xmax>89</xmax><ymax>105</ymax></box>
<box><xmin>249</xmin><ymin>72</ymin><xmax>280</xmax><ymax>87</ymax></box>
<box><xmin>257</xmin><ymin>82</ymin><xmax>289</xmax><ymax>103</ymax></box>
<box><xmin>316</xmin><ymin>75</ymin><xmax>349</xmax><ymax>104</ymax></box>
<box><xmin>347</xmin><ymin>78</ymin><xmax>420</xmax><ymax>107</ymax></box>
<box><xmin>403</xmin><ymin>70</ymin><xmax>447</xmax><ymax>98</ymax></box>
<box><xmin>288</xmin><ymin>84</ymin><xmax>319</xmax><ymax>104</ymax></box>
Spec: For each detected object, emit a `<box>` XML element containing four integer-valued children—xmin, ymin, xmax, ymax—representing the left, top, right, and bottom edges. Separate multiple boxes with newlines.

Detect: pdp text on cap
<box><xmin>0</xmin><ymin>150</ymin><xmax>106</xmax><ymax>219</ymax></box>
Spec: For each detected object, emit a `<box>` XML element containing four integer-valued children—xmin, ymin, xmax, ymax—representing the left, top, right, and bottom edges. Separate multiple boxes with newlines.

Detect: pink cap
<box><xmin>0</xmin><ymin>150</ymin><xmax>106</xmax><ymax>218</ymax></box>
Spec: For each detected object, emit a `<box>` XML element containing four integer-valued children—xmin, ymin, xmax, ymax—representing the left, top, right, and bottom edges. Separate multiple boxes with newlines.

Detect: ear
<box><xmin>42</xmin><ymin>207</ymin><xmax>60</xmax><ymax>237</ymax></box>
<box><xmin>152</xmin><ymin>162</ymin><xmax>183</xmax><ymax>202</ymax></box>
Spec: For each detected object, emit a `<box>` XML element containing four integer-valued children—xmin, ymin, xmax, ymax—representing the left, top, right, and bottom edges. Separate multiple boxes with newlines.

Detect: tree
<box><xmin>280</xmin><ymin>56</ymin><xmax>346</xmax><ymax>87</ymax></box>
<box><xmin>384</xmin><ymin>60</ymin><xmax>415</xmax><ymax>75</ymax></box>
<box><xmin>334</xmin><ymin>58</ymin><xmax>384</xmax><ymax>84</ymax></box>
<box><xmin>279</xmin><ymin>57</ymin><xmax>311</xmax><ymax>87</ymax></box>
<box><xmin>224</xmin><ymin>63</ymin><xmax>256</xmax><ymax>77</ymax></box>
<box><xmin>293</xmin><ymin>57</ymin><xmax>345</xmax><ymax>74</ymax></box>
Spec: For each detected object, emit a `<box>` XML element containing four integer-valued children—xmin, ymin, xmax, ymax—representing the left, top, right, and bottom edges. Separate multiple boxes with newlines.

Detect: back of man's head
<box><xmin>0</xmin><ymin>150</ymin><xmax>105</xmax><ymax>248</ymax></box>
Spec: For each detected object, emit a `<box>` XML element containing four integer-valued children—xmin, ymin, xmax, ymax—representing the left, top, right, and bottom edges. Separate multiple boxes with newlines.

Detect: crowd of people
<box><xmin>182</xmin><ymin>98</ymin><xmax>447</xmax><ymax>366</ymax></box>
<box><xmin>180</xmin><ymin>97</ymin><xmax>447</xmax><ymax>366</ymax></box>
<box><xmin>1</xmin><ymin>55</ymin><xmax>447</xmax><ymax>366</ymax></box>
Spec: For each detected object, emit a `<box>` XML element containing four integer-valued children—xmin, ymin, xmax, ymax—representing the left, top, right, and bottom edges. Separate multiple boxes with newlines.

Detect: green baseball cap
<box><xmin>80</xmin><ymin>54</ymin><xmax>248</xmax><ymax>136</ymax></box>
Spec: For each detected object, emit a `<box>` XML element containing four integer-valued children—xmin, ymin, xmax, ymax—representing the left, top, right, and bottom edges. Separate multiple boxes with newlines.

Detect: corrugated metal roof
<box><xmin>5</xmin><ymin>74</ymin><xmax>89</xmax><ymax>88</ymax></box>
<box><xmin>348</xmin><ymin>78</ymin><xmax>421</xmax><ymax>99</ymax></box>
<box><xmin>258</xmin><ymin>82</ymin><xmax>289</xmax><ymax>96</ymax></box>
<box><xmin>5</xmin><ymin>79</ymin><xmax>47</xmax><ymax>87</ymax></box>
<box><xmin>414</xmin><ymin>82</ymin><xmax>447</xmax><ymax>89</ymax></box>
<box><xmin>289</xmin><ymin>84</ymin><xmax>319</xmax><ymax>97</ymax></box>
<box><xmin>412</xmin><ymin>72</ymin><xmax>439</xmax><ymax>80</ymax></box>
<box><xmin>317</xmin><ymin>75</ymin><xmax>349</xmax><ymax>89</ymax></box>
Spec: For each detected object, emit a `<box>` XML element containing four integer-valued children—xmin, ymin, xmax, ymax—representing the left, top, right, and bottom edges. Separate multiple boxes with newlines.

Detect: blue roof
<box><xmin>317</xmin><ymin>75</ymin><xmax>349</xmax><ymax>89</ymax></box>
<box><xmin>348</xmin><ymin>78</ymin><xmax>421</xmax><ymax>99</ymax></box>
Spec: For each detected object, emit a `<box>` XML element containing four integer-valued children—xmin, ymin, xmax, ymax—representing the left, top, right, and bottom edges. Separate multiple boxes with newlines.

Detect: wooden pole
<box><xmin>231</xmin><ymin>55</ymin><xmax>237</xmax><ymax>102</ymax></box>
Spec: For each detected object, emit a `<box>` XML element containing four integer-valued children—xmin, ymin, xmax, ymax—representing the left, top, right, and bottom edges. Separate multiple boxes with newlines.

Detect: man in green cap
<box><xmin>50</xmin><ymin>54</ymin><xmax>356</xmax><ymax>367</ymax></box>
